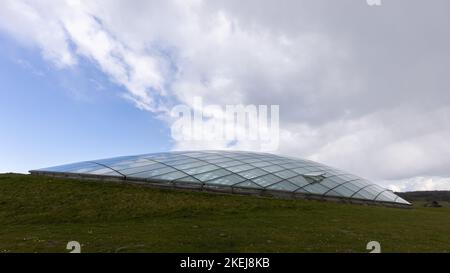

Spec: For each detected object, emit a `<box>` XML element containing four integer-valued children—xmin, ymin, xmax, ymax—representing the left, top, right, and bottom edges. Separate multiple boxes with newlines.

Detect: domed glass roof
<box><xmin>30</xmin><ymin>150</ymin><xmax>410</xmax><ymax>207</ymax></box>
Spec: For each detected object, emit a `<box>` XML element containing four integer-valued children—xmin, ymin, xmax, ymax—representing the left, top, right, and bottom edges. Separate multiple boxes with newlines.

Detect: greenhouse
<box><xmin>30</xmin><ymin>150</ymin><xmax>411</xmax><ymax>207</ymax></box>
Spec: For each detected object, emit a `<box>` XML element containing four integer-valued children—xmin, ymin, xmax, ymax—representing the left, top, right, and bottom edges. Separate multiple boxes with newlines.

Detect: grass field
<box><xmin>0</xmin><ymin>173</ymin><xmax>449</xmax><ymax>253</ymax></box>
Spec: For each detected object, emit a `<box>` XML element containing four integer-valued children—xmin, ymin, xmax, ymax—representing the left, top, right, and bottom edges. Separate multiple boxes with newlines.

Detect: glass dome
<box><xmin>30</xmin><ymin>150</ymin><xmax>411</xmax><ymax>207</ymax></box>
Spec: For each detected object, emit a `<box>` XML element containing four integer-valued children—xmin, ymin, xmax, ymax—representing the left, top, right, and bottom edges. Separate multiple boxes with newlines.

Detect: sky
<box><xmin>1</xmin><ymin>0</ymin><xmax>450</xmax><ymax>192</ymax></box>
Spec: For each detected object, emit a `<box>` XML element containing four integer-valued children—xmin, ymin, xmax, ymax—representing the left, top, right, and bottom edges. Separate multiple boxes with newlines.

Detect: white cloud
<box><xmin>382</xmin><ymin>177</ymin><xmax>450</xmax><ymax>193</ymax></box>
<box><xmin>1</xmin><ymin>0</ymin><xmax>450</xmax><ymax>191</ymax></box>
<box><xmin>1</xmin><ymin>0</ymin><xmax>169</xmax><ymax>112</ymax></box>
<box><xmin>0</xmin><ymin>0</ymin><xmax>76</xmax><ymax>67</ymax></box>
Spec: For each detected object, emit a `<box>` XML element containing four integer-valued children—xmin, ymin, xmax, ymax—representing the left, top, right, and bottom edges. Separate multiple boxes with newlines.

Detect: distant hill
<box><xmin>397</xmin><ymin>191</ymin><xmax>450</xmax><ymax>202</ymax></box>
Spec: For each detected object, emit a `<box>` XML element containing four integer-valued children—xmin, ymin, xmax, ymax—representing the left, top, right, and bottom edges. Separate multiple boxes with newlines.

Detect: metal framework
<box><xmin>30</xmin><ymin>150</ymin><xmax>411</xmax><ymax>208</ymax></box>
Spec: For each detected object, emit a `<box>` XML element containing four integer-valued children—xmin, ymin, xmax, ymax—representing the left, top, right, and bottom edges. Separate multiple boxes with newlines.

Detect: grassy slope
<box><xmin>0</xmin><ymin>173</ymin><xmax>449</xmax><ymax>253</ymax></box>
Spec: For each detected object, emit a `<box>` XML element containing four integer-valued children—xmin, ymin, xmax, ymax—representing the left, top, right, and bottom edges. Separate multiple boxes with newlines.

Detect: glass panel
<box><xmin>215</xmin><ymin>160</ymin><xmax>242</xmax><ymax>168</ymax></box>
<box><xmin>239</xmin><ymin>158</ymin><xmax>264</xmax><ymax>164</ymax></box>
<box><xmin>279</xmin><ymin>163</ymin><xmax>300</xmax><ymax>169</ymax></box>
<box><xmin>226</xmin><ymin>164</ymin><xmax>255</xmax><ymax>173</ymax></box>
<box><xmin>333</xmin><ymin>185</ymin><xmax>356</xmax><ymax>197</ymax></box>
<box><xmin>342</xmin><ymin>174</ymin><xmax>360</xmax><ymax>180</ymax></box>
<box><xmin>267</xmin><ymin>181</ymin><xmax>298</xmax><ymax>192</ymax></box>
<box><xmin>320</xmin><ymin>178</ymin><xmax>341</xmax><ymax>189</ymax></box>
<box><xmin>153</xmin><ymin>171</ymin><xmax>187</xmax><ymax>181</ymax></box>
<box><xmin>294</xmin><ymin>188</ymin><xmax>310</xmax><ymax>194</ymax></box>
<box><xmin>383</xmin><ymin>191</ymin><xmax>398</xmax><ymax>201</ymax></box>
<box><xmin>395</xmin><ymin>197</ymin><xmax>411</xmax><ymax>205</ymax></box>
<box><xmin>325</xmin><ymin>169</ymin><xmax>346</xmax><ymax>176</ymax></box>
<box><xmin>151</xmin><ymin>155</ymin><xmax>186</xmax><ymax>163</ymax></box>
<box><xmin>194</xmin><ymin>169</ymin><xmax>232</xmax><ymax>182</ymax></box>
<box><xmin>207</xmin><ymin>174</ymin><xmax>246</xmax><ymax>186</ymax></box>
<box><xmin>375</xmin><ymin>191</ymin><xmax>397</xmax><ymax>202</ymax></box>
<box><xmin>233</xmin><ymin>181</ymin><xmax>262</xmax><ymax>189</ymax></box>
<box><xmin>108</xmin><ymin>159</ymin><xmax>157</xmax><ymax>170</ymax></box>
<box><xmin>69</xmin><ymin>164</ymin><xmax>105</xmax><ymax>173</ymax></box>
<box><xmin>95</xmin><ymin>156</ymin><xmax>140</xmax><ymax>166</ymax></box>
<box><xmin>183</xmin><ymin>164</ymin><xmax>220</xmax><ymax>175</ymax></box>
<box><xmin>87</xmin><ymin>168</ymin><xmax>120</xmax><ymax>175</ymax></box>
<box><xmin>330</xmin><ymin>175</ymin><xmax>348</xmax><ymax>184</ymax></box>
<box><xmin>252</xmin><ymin>174</ymin><xmax>282</xmax><ymax>187</ymax></box>
<box><xmin>291</xmin><ymin>167</ymin><xmax>310</xmax><ymax>174</ymax></box>
<box><xmin>325</xmin><ymin>190</ymin><xmax>343</xmax><ymax>198</ymax></box>
<box><xmin>237</xmin><ymin>157</ymin><xmax>260</xmax><ymax>162</ymax></box>
<box><xmin>237</xmin><ymin>168</ymin><xmax>268</xmax><ymax>179</ymax></box>
<box><xmin>365</xmin><ymin>185</ymin><xmax>383</xmax><ymax>196</ymax></box>
<box><xmin>170</xmin><ymin>158</ymin><xmax>200</xmax><ymax>166</ymax></box>
<box><xmin>127</xmin><ymin>167</ymin><xmax>176</xmax><ymax>179</ymax></box>
<box><xmin>368</xmin><ymin>184</ymin><xmax>385</xmax><ymax>193</ymax></box>
<box><xmin>287</xmin><ymin>176</ymin><xmax>309</xmax><ymax>188</ymax></box>
<box><xmin>352</xmin><ymin>179</ymin><xmax>370</xmax><ymax>188</ymax></box>
<box><xmin>173</xmin><ymin>176</ymin><xmax>201</xmax><ymax>183</ymax></box>
<box><xmin>304</xmin><ymin>166</ymin><xmax>320</xmax><ymax>172</ymax></box>
<box><xmin>343</xmin><ymin>182</ymin><xmax>363</xmax><ymax>192</ymax></box>
<box><xmin>261</xmin><ymin>165</ymin><xmax>284</xmax><ymax>173</ymax></box>
<box><xmin>353</xmin><ymin>186</ymin><xmax>378</xmax><ymax>200</ymax></box>
<box><xmin>167</xmin><ymin>157</ymin><xmax>196</xmax><ymax>165</ymax></box>
<box><xmin>175</xmin><ymin>161</ymin><xmax>208</xmax><ymax>170</ymax></box>
<box><xmin>206</xmin><ymin>158</ymin><xmax>234</xmax><ymax>164</ymax></box>
<box><xmin>119</xmin><ymin>163</ymin><xmax>168</xmax><ymax>175</ymax></box>
<box><xmin>179</xmin><ymin>152</ymin><xmax>206</xmax><ymax>157</ymax></box>
<box><xmin>250</xmin><ymin>161</ymin><xmax>273</xmax><ymax>168</ymax></box>
<box><xmin>273</xmin><ymin>170</ymin><xmax>297</xmax><ymax>179</ymax></box>
<box><xmin>196</xmin><ymin>155</ymin><xmax>223</xmax><ymax>161</ymax></box>
<box><xmin>303</xmin><ymin>184</ymin><xmax>330</xmax><ymax>195</ymax></box>
<box><xmin>268</xmin><ymin>159</ymin><xmax>287</xmax><ymax>165</ymax></box>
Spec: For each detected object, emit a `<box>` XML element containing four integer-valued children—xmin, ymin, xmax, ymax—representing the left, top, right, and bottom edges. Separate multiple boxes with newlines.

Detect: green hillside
<box><xmin>0</xmin><ymin>173</ymin><xmax>449</xmax><ymax>253</ymax></box>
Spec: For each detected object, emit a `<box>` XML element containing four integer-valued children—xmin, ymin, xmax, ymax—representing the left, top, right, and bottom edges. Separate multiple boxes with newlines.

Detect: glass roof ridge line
<box><xmin>214</xmin><ymin>154</ymin><xmax>307</xmax><ymax>183</ymax></box>
<box><xmin>213</xmin><ymin>155</ymin><xmax>287</xmax><ymax>178</ymax></box>
<box><xmin>175</xmin><ymin>154</ymin><xmax>257</xmax><ymax>182</ymax></box>
<box><xmin>373</xmin><ymin>189</ymin><xmax>391</xmax><ymax>201</ymax></box>
<box><xmin>264</xmin><ymin>180</ymin><xmax>301</xmax><ymax>190</ymax></box>
<box><xmin>211</xmin><ymin>154</ymin><xmax>270</xmax><ymax>169</ymax></box>
<box><xmin>231</xmin><ymin>178</ymin><xmax>256</xmax><ymax>187</ymax></box>
<box><xmin>190</xmin><ymin>166</ymin><xmax>249</xmax><ymax>180</ymax></box>
<box><xmin>231</xmin><ymin>180</ymin><xmax>263</xmax><ymax>189</ymax></box>
<box><xmin>251</xmin><ymin>176</ymin><xmax>283</xmax><ymax>188</ymax></box>
<box><xmin>175</xmin><ymin>161</ymin><xmax>296</xmax><ymax>182</ymax></box>
<box><xmin>118</xmin><ymin>163</ymin><xmax>175</xmax><ymax>177</ymax></box>
<box><xmin>275</xmin><ymin>173</ymin><xmax>315</xmax><ymax>192</ymax></box>
<box><xmin>394</xmin><ymin>196</ymin><xmax>409</xmax><ymax>204</ymax></box>
<box><xmin>178</xmin><ymin>154</ymin><xmax>237</xmax><ymax>171</ymax></box>
<box><xmin>293</xmin><ymin>184</ymin><xmax>315</xmax><ymax>193</ymax></box>
<box><xmin>145</xmin><ymin>170</ymin><xmax>195</xmax><ymax>182</ymax></box>
<box><xmin>321</xmin><ymin>178</ymin><xmax>362</xmax><ymax>196</ymax></box>
<box><xmin>199</xmin><ymin>170</ymin><xmax>248</xmax><ymax>183</ymax></box>
<box><xmin>88</xmin><ymin>161</ymin><xmax>126</xmax><ymax>177</ymax></box>
<box><xmin>140</xmin><ymin>158</ymin><xmax>202</xmax><ymax>183</ymax></box>
<box><xmin>241</xmin><ymin>156</ymin><xmax>297</xmax><ymax>170</ymax></box>
<box><xmin>227</xmin><ymin>172</ymin><xmax>280</xmax><ymax>189</ymax></box>
<box><xmin>108</xmin><ymin>159</ymin><xmax>162</xmax><ymax>172</ymax></box>
<box><xmin>349</xmin><ymin>184</ymin><xmax>379</xmax><ymax>199</ymax></box>
<box><xmin>147</xmin><ymin>158</ymin><xmax>254</xmax><ymax>181</ymax></box>
<box><xmin>209</xmin><ymin>152</ymin><xmax>299</xmax><ymax>172</ymax></box>
<box><xmin>292</xmin><ymin>175</ymin><xmax>337</xmax><ymax>193</ymax></box>
<box><xmin>282</xmin><ymin>171</ymin><xmax>334</xmax><ymax>190</ymax></box>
